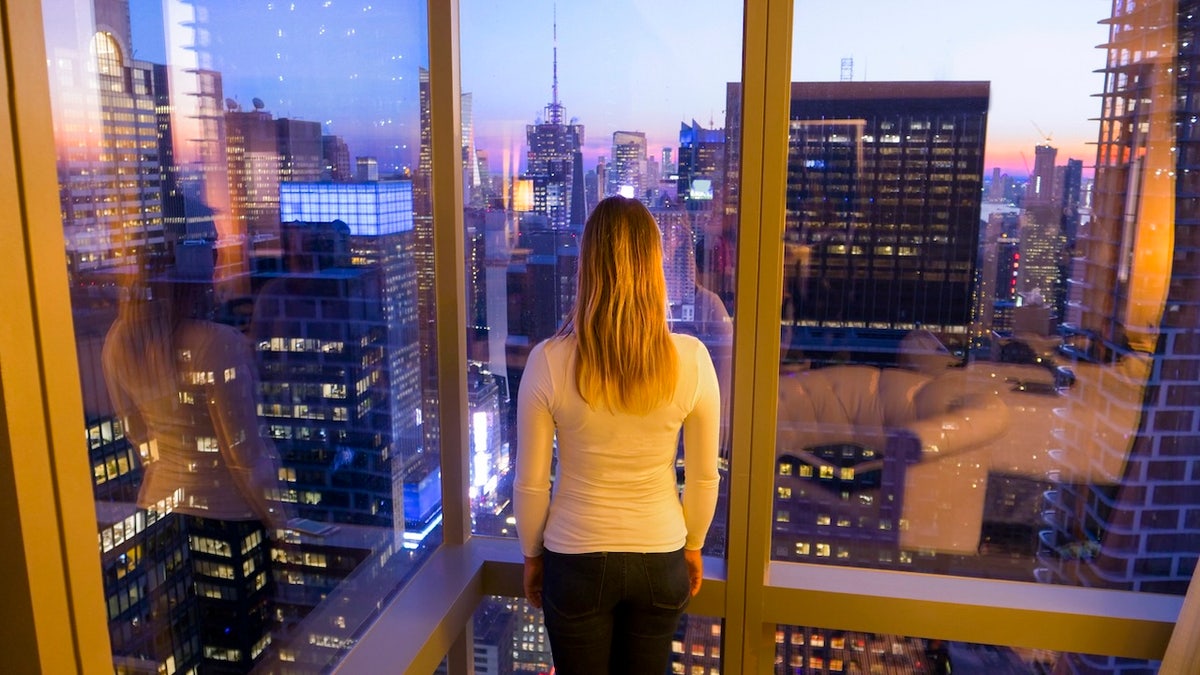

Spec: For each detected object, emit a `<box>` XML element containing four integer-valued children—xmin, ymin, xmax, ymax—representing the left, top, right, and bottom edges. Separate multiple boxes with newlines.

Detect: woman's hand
<box><xmin>684</xmin><ymin>548</ymin><xmax>704</xmax><ymax>596</ymax></box>
<box><xmin>524</xmin><ymin>555</ymin><xmax>544</xmax><ymax>608</ymax></box>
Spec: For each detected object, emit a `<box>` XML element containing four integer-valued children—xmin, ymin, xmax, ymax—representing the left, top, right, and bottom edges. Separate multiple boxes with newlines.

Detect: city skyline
<box><xmin>126</xmin><ymin>0</ymin><xmax>1108</xmax><ymax>181</ymax></box>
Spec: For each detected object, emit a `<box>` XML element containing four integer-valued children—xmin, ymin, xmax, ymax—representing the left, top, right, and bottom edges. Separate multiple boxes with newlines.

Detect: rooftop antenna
<box><xmin>547</xmin><ymin>4</ymin><xmax>564</xmax><ymax>125</ymax></box>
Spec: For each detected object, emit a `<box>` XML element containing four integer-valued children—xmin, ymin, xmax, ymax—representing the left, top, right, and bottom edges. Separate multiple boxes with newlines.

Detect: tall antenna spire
<box><xmin>547</xmin><ymin>3</ymin><xmax>564</xmax><ymax>125</ymax></box>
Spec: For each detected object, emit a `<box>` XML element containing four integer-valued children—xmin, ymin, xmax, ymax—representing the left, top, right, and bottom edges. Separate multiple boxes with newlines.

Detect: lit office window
<box><xmin>43</xmin><ymin>1</ymin><xmax>437</xmax><ymax>671</ymax></box>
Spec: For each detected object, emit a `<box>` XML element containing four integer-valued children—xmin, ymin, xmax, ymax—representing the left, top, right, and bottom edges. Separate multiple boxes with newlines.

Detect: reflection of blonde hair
<box><xmin>561</xmin><ymin>196</ymin><xmax>677</xmax><ymax>414</ymax></box>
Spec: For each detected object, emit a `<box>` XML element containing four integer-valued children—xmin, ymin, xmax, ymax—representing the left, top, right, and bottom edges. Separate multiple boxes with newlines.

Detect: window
<box><xmin>7</xmin><ymin>0</ymin><xmax>1193</xmax><ymax>673</ymax></box>
<box><xmin>41</xmin><ymin>1</ymin><xmax>437</xmax><ymax>672</ymax></box>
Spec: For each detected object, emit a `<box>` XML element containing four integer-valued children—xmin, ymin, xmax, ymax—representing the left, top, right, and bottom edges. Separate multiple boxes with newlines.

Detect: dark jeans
<box><xmin>541</xmin><ymin>548</ymin><xmax>690</xmax><ymax>675</ymax></box>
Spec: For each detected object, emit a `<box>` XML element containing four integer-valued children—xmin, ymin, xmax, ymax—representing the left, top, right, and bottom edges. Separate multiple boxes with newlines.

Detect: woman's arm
<box><xmin>514</xmin><ymin>343</ymin><xmax>556</xmax><ymax>559</ymax></box>
<box><xmin>681</xmin><ymin>341</ymin><xmax>722</xmax><ymax>552</ymax></box>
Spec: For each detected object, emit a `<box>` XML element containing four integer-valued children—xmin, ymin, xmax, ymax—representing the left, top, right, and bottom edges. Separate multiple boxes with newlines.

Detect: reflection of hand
<box><xmin>523</xmin><ymin>555</ymin><xmax>544</xmax><ymax>608</ymax></box>
<box><xmin>684</xmin><ymin>548</ymin><xmax>704</xmax><ymax>596</ymax></box>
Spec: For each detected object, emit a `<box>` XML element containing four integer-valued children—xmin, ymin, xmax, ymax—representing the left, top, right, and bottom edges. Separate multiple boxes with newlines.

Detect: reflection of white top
<box><xmin>103</xmin><ymin>318</ymin><xmax>282</xmax><ymax>523</ymax></box>
<box><xmin>515</xmin><ymin>333</ymin><xmax>721</xmax><ymax>557</ymax></box>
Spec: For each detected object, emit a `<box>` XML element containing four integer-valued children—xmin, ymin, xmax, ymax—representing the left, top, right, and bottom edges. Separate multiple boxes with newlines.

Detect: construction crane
<box><xmin>1031</xmin><ymin>120</ymin><xmax>1053</xmax><ymax>145</ymax></box>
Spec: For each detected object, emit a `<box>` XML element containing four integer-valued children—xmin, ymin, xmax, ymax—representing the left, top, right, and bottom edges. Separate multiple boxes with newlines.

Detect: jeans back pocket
<box><xmin>543</xmin><ymin>551</ymin><xmax>608</xmax><ymax>620</ymax></box>
<box><xmin>642</xmin><ymin>549</ymin><xmax>691</xmax><ymax>612</ymax></box>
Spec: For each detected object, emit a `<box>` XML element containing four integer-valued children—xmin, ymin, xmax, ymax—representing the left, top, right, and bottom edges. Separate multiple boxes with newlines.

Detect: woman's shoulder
<box><xmin>533</xmin><ymin>334</ymin><xmax>575</xmax><ymax>359</ymax></box>
<box><xmin>670</xmin><ymin>332</ymin><xmax>704</xmax><ymax>354</ymax></box>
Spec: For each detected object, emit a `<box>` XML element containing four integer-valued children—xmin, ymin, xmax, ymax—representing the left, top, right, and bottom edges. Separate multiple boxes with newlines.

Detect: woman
<box><xmin>102</xmin><ymin>244</ymin><xmax>292</xmax><ymax>530</ymax></box>
<box><xmin>515</xmin><ymin>196</ymin><xmax>721</xmax><ymax>674</ymax></box>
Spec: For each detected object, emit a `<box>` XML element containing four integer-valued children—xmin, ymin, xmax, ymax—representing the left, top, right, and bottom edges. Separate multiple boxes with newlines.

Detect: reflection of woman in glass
<box><xmin>515</xmin><ymin>196</ymin><xmax>721</xmax><ymax>674</ymax></box>
<box><xmin>102</xmin><ymin>245</ymin><xmax>291</xmax><ymax>528</ymax></box>
<box><xmin>102</xmin><ymin>243</ymin><xmax>295</xmax><ymax>670</ymax></box>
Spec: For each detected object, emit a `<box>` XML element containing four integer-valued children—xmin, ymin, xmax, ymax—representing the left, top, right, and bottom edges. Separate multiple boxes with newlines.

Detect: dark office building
<box><xmin>250</xmin><ymin>220</ymin><xmax>395</xmax><ymax>527</ymax></box>
<box><xmin>275</xmin><ymin>181</ymin><xmax>430</xmax><ymax>545</ymax></box>
<box><xmin>787</xmin><ymin>81</ymin><xmax>987</xmax><ymax>362</ymax></box>
<box><xmin>726</xmin><ymin>80</ymin><xmax>989</xmax><ymax>365</ymax></box>
<box><xmin>322</xmin><ymin>134</ymin><xmax>353</xmax><ymax>182</ymax></box>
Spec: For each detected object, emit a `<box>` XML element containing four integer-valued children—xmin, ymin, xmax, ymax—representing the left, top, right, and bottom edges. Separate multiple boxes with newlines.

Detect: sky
<box><xmin>129</xmin><ymin>0</ymin><xmax>1112</xmax><ymax>179</ymax></box>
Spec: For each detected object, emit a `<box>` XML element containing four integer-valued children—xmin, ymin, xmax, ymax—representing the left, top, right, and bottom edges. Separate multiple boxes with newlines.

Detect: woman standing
<box><xmin>515</xmin><ymin>196</ymin><xmax>721</xmax><ymax>674</ymax></box>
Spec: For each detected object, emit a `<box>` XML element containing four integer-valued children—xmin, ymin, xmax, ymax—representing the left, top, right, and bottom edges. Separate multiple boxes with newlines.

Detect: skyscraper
<box><xmin>322</xmin><ymin>134</ymin><xmax>352</xmax><ymax>182</ymax></box>
<box><xmin>523</xmin><ymin>17</ymin><xmax>586</xmax><ymax>231</ymax></box>
<box><xmin>226</xmin><ymin>104</ymin><xmax>324</xmax><ymax>259</ymax></box>
<box><xmin>728</xmin><ymin>80</ymin><xmax>990</xmax><ymax>364</ymax></box>
<box><xmin>225</xmin><ymin>104</ymin><xmax>281</xmax><ymax>256</ymax></box>
<box><xmin>677</xmin><ymin>120</ymin><xmax>726</xmax><ymax>211</ymax></box>
<box><xmin>277</xmin><ymin>181</ymin><xmax>427</xmax><ymax>545</ymax></box>
<box><xmin>1045</xmin><ymin>2</ymin><xmax>1200</xmax><ymax>671</ymax></box>
<box><xmin>52</xmin><ymin>1</ymin><xmax>166</xmax><ymax>284</ymax></box>
<box><xmin>609</xmin><ymin>130</ymin><xmax>648</xmax><ymax>201</ymax></box>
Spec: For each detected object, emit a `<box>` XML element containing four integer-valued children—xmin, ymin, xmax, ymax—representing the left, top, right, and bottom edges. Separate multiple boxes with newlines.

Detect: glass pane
<box><xmin>461</xmin><ymin>0</ymin><xmax>742</xmax><ymax>560</ymax></box>
<box><xmin>772</xmin><ymin>623</ymin><xmax>1145</xmax><ymax>675</ymax></box>
<box><xmin>774</xmin><ymin>0</ymin><xmax>1198</xmax><ymax>601</ymax></box>
<box><xmin>46</xmin><ymin>0</ymin><xmax>438</xmax><ymax>671</ymax></box>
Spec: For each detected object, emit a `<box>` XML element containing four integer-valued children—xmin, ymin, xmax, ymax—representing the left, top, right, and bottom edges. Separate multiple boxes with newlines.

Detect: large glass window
<box><xmin>773</xmin><ymin>2</ymin><xmax>1196</xmax><ymax>666</ymax></box>
<box><xmin>460</xmin><ymin>1</ymin><xmax>743</xmax><ymax>670</ymax></box>
<box><xmin>44</xmin><ymin>1</ymin><xmax>437</xmax><ymax>671</ymax></box>
<box><xmin>460</xmin><ymin>0</ymin><xmax>742</xmax><ymax>567</ymax></box>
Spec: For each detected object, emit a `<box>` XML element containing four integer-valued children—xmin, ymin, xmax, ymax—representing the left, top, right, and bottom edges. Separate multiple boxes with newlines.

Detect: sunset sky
<box><xmin>130</xmin><ymin>0</ymin><xmax>1111</xmax><ymax>180</ymax></box>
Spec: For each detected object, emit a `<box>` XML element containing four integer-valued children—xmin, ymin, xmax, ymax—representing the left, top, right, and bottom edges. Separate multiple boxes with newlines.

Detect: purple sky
<box><xmin>131</xmin><ymin>0</ymin><xmax>1110</xmax><ymax>179</ymax></box>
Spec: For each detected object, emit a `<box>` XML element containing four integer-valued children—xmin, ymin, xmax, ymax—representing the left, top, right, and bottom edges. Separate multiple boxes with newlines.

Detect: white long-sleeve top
<box><xmin>514</xmin><ymin>333</ymin><xmax>721</xmax><ymax>557</ymax></box>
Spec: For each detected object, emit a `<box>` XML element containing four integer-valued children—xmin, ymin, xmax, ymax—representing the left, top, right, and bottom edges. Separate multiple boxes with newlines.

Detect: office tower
<box><xmin>226</xmin><ymin>104</ymin><xmax>324</xmax><ymax>257</ymax></box>
<box><xmin>657</xmin><ymin>208</ymin><xmax>699</xmax><ymax>323</ymax></box>
<box><xmin>154</xmin><ymin>1</ymin><xmax>238</xmax><ymax>285</ymax></box>
<box><xmin>412</xmin><ymin>66</ymin><xmax>442</xmax><ymax>478</ymax></box>
<box><xmin>1017</xmin><ymin>142</ymin><xmax>1067</xmax><ymax>325</ymax></box>
<box><xmin>277</xmin><ymin>181</ymin><xmax>430</xmax><ymax>545</ymax></box>
<box><xmin>502</xmin><ymin>214</ymin><xmax>579</xmax><ymax>456</ymax></box>
<box><xmin>677</xmin><ymin>119</ymin><xmax>726</xmax><ymax>211</ymax></box>
<box><xmin>462</xmin><ymin>91</ymin><xmax>486</xmax><ymax>208</ymax></box>
<box><xmin>662</xmin><ymin>146</ymin><xmax>675</xmax><ymax>175</ymax></box>
<box><xmin>729</xmin><ymin>80</ymin><xmax>989</xmax><ymax>365</ymax></box>
<box><xmin>322</xmin><ymin>134</ymin><xmax>352</xmax><ymax>182</ymax></box>
<box><xmin>276</xmin><ymin>118</ymin><xmax>324</xmax><ymax>183</ymax></box>
<box><xmin>475</xmin><ymin>149</ymin><xmax>495</xmax><ymax>205</ymax></box>
<box><xmin>225</xmin><ymin>103</ymin><xmax>281</xmax><ymax>256</ymax></box>
<box><xmin>356</xmin><ymin>157</ymin><xmax>380</xmax><ymax>181</ymax></box>
<box><xmin>250</xmin><ymin>220</ymin><xmax>394</xmax><ymax>525</ymax></box>
<box><xmin>972</xmin><ymin>209</ymin><xmax>1022</xmax><ymax>341</ymax></box>
<box><xmin>609</xmin><ymin>130</ymin><xmax>648</xmax><ymax>201</ymax></box>
<box><xmin>596</xmin><ymin>155</ymin><xmax>608</xmax><ymax>201</ymax></box>
<box><xmin>988</xmin><ymin>167</ymin><xmax>1004</xmax><ymax>200</ymax></box>
<box><xmin>1055</xmin><ymin>158</ymin><xmax>1084</xmax><ymax>319</ymax></box>
<box><xmin>50</xmin><ymin>2</ymin><xmax>166</xmax><ymax>284</ymax></box>
<box><xmin>1025</xmin><ymin>142</ymin><xmax>1058</xmax><ymax>207</ymax></box>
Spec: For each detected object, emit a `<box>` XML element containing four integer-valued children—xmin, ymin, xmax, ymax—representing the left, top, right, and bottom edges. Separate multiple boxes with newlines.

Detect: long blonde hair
<box><xmin>560</xmin><ymin>196</ymin><xmax>677</xmax><ymax>414</ymax></box>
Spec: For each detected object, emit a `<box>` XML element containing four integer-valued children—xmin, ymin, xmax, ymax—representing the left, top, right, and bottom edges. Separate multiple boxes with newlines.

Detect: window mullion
<box><xmin>1</xmin><ymin>1</ymin><xmax>112</xmax><ymax>671</ymax></box>
<box><xmin>726</xmin><ymin>0</ymin><xmax>795</xmax><ymax>672</ymax></box>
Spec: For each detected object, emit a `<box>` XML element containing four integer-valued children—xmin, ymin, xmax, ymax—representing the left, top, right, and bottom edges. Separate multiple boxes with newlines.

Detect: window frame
<box><xmin>1</xmin><ymin>0</ymin><xmax>1195</xmax><ymax>673</ymax></box>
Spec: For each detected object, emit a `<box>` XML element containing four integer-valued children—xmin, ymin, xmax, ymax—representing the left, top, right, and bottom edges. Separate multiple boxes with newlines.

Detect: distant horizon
<box><xmin>126</xmin><ymin>1</ymin><xmax>1106</xmax><ymax>183</ymax></box>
